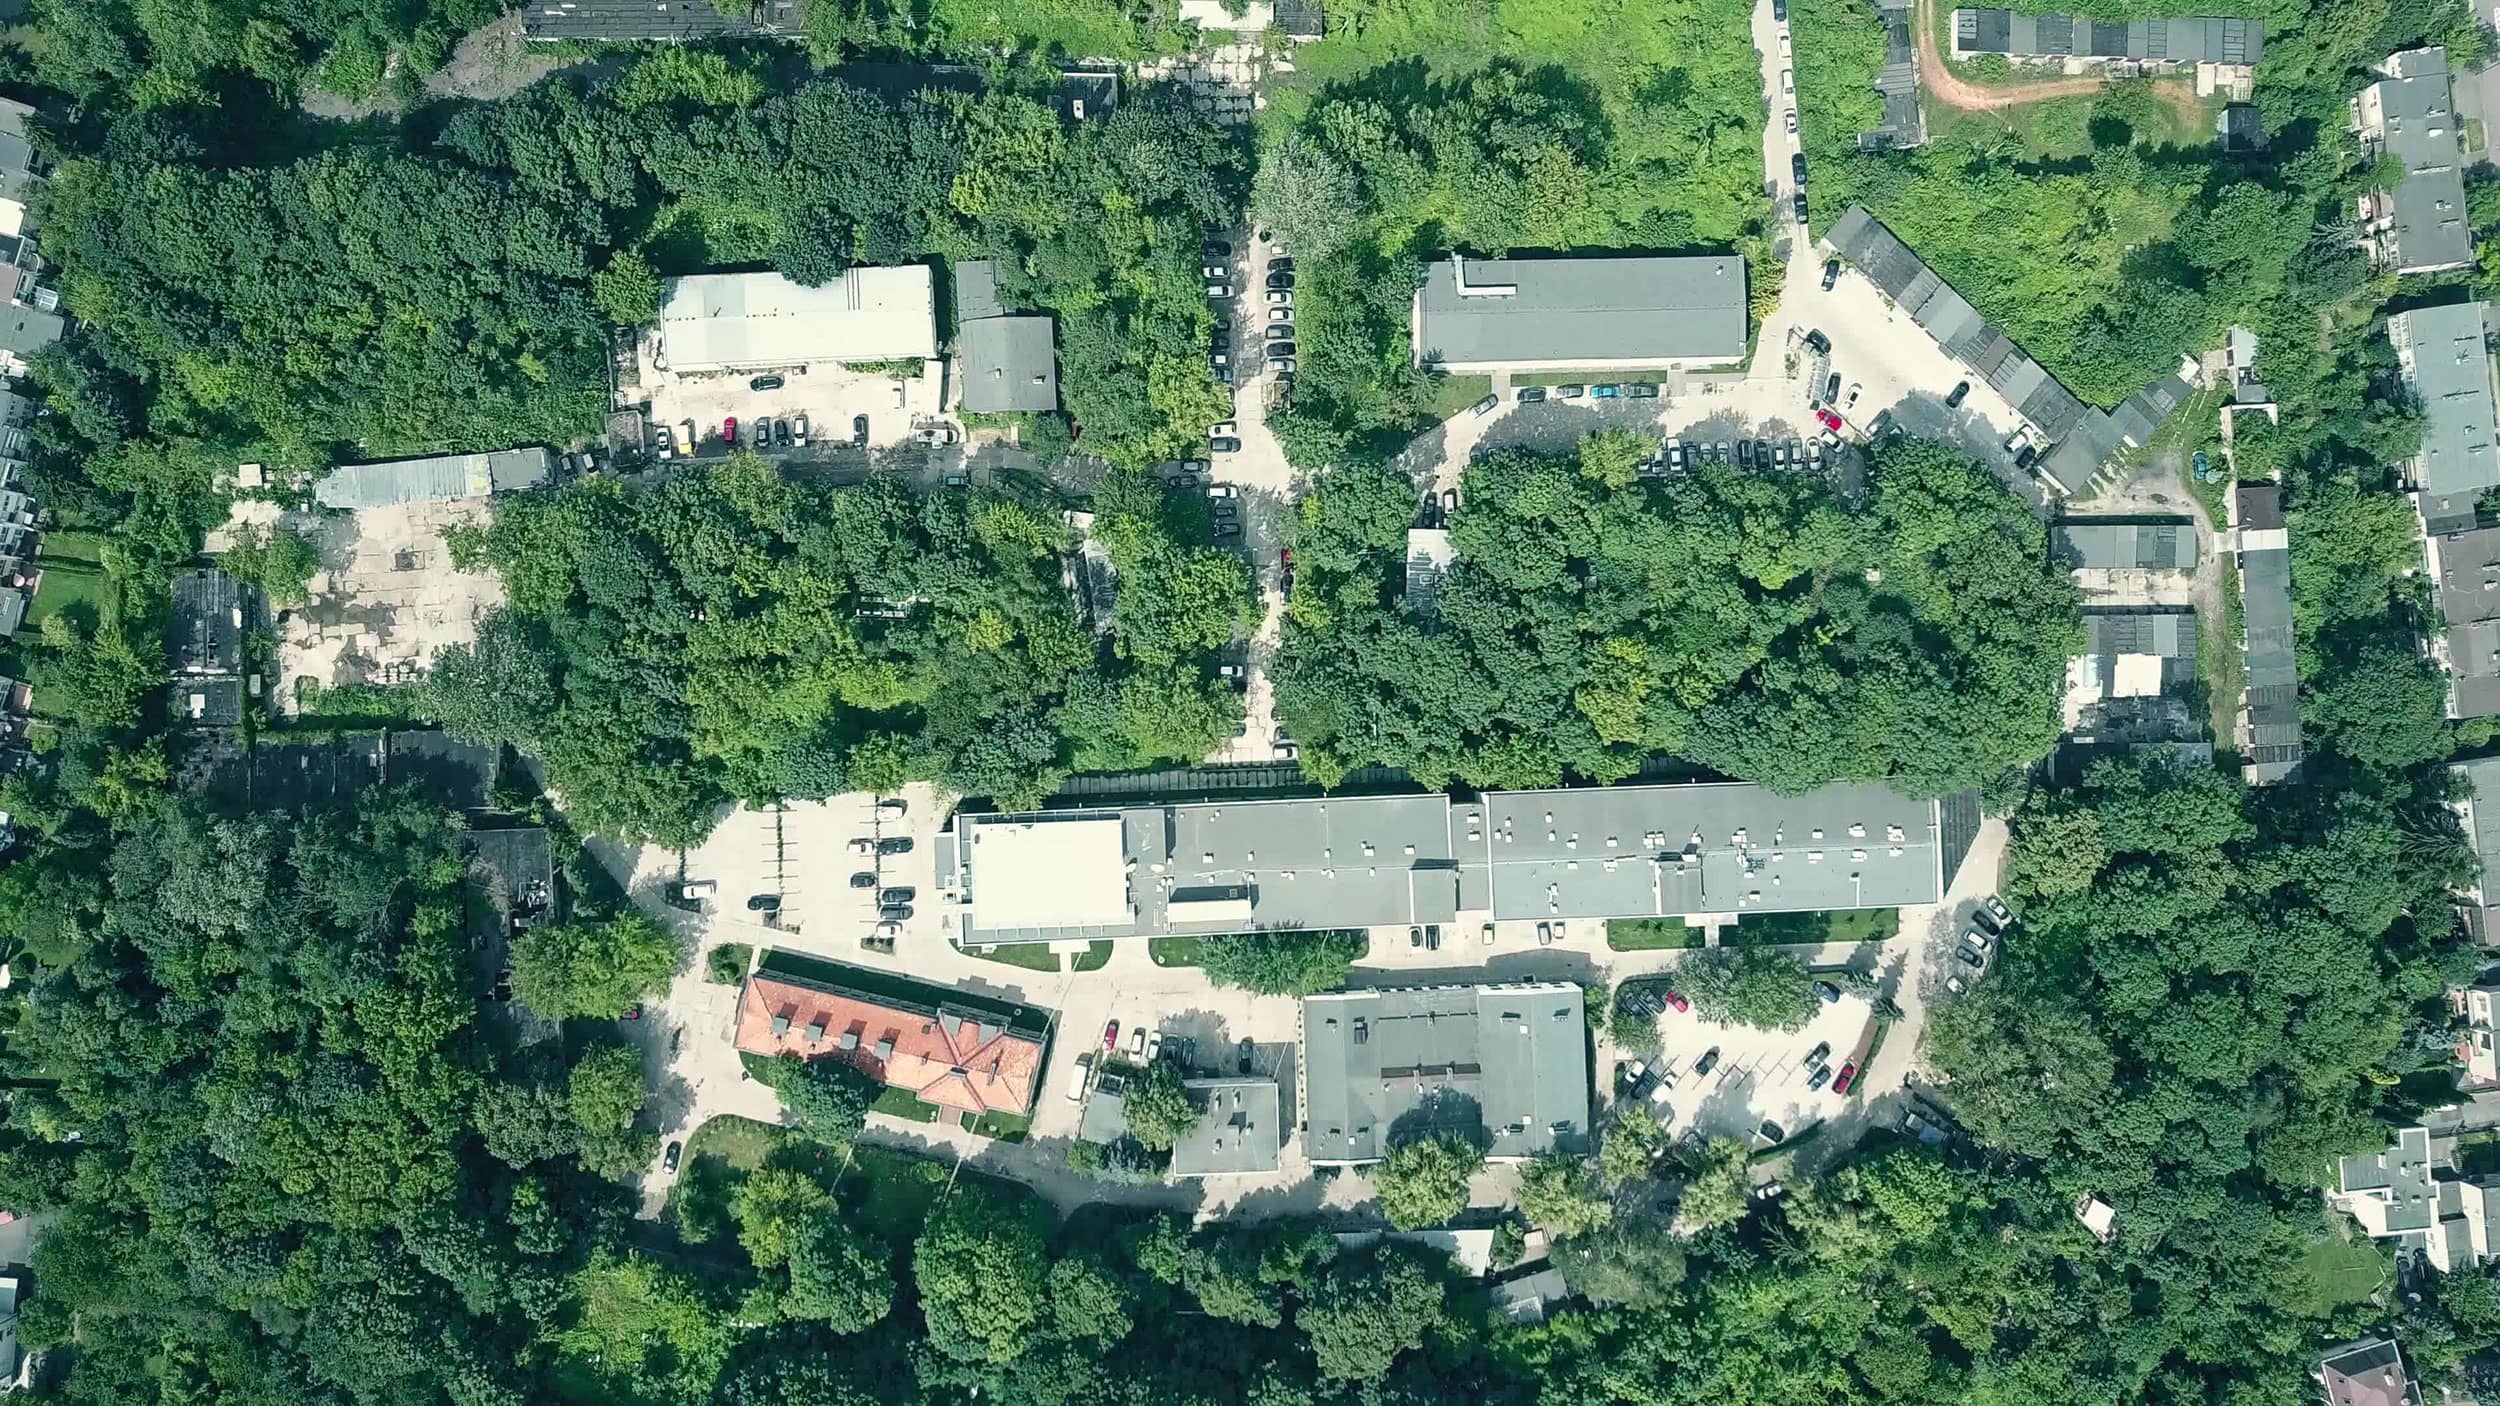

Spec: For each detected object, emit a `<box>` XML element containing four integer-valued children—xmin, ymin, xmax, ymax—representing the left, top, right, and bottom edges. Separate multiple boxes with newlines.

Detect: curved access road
<box><xmin>1914</xmin><ymin>0</ymin><xmax>2120</xmax><ymax>111</ymax></box>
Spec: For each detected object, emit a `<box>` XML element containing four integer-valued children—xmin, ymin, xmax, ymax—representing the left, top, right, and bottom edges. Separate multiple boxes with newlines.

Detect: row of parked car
<box><xmin>1945</xmin><ymin>894</ymin><xmax>2014</xmax><ymax>994</ymax></box>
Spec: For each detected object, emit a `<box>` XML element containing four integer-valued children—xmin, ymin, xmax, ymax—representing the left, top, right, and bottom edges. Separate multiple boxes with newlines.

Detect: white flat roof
<box><xmin>659</xmin><ymin>267</ymin><xmax>937</xmax><ymax>373</ymax></box>
<box><xmin>2111</xmin><ymin>653</ymin><xmax>2165</xmax><ymax>697</ymax></box>
<box><xmin>967</xmin><ymin>817</ymin><xmax>1130</xmax><ymax>932</ymax></box>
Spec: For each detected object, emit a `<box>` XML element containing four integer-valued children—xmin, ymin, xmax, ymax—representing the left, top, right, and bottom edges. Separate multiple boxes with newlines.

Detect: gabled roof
<box><xmin>737</xmin><ymin>972</ymin><xmax>1042</xmax><ymax>1116</ymax></box>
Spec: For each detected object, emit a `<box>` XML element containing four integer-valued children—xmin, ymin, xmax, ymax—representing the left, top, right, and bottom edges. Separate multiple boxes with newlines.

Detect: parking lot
<box><xmin>617</xmin><ymin>785</ymin><xmax>947</xmax><ymax>955</ymax></box>
<box><xmin>1197</xmin><ymin>222</ymin><xmax>1300</xmax><ymax>765</ymax></box>
<box><xmin>636</xmin><ymin>336</ymin><xmax>951</xmax><ymax>461</ymax></box>
<box><xmin>1619</xmin><ymin>987</ymin><xmax>1883</xmax><ymax>1149</ymax></box>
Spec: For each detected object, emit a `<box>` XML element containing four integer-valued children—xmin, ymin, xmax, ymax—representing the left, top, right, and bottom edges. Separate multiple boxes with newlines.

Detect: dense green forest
<box><xmin>1272</xmin><ymin>431</ymin><xmax>2079</xmax><ymax>792</ymax></box>
<box><xmin>30</xmin><ymin>49</ymin><xmax>1240</xmax><ymax>480</ymax></box>
<box><xmin>416</xmin><ymin>455</ymin><xmax>1249</xmax><ymax>843</ymax></box>
<box><xmin>1254</xmin><ymin>0</ymin><xmax>1773</xmax><ymax>466</ymax></box>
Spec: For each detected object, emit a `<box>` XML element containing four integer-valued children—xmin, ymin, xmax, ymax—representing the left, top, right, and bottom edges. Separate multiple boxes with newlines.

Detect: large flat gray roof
<box><xmin>944</xmin><ymin>781</ymin><xmax>1950</xmax><ymax>945</ymax></box>
<box><xmin>1952</xmin><ymin>8</ymin><xmax>2261</xmax><ymax>63</ymax></box>
<box><xmin>313</xmin><ymin>448</ymin><xmax>550</xmax><ymax>510</ymax></box>
<box><xmin>2391</xmin><ymin>302</ymin><xmax>2498</xmax><ymax>531</ymax></box>
<box><xmin>959</xmin><ymin>315</ymin><xmax>1058</xmax><ymax>413</ymax></box>
<box><xmin>2053</xmin><ymin>517</ymin><xmax>2200</xmax><ymax>572</ymax></box>
<box><xmin>1412</xmin><ymin>254</ymin><xmax>1746</xmax><ymax>373</ymax></box>
<box><xmin>1170</xmin><ymin>1077</ymin><xmax>1282</xmax><ymax>1175</ymax></box>
<box><xmin>1301</xmin><ymin>983</ymin><xmax>1589</xmax><ymax>1164</ymax></box>
<box><xmin>2365</xmin><ymin>52</ymin><xmax>2473</xmax><ymax>273</ymax></box>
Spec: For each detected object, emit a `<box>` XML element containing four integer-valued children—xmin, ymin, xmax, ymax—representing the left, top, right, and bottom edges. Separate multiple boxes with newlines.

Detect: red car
<box><xmin>1102</xmin><ymin>1019</ymin><xmax>1120</xmax><ymax>1052</ymax></box>
<box><xmin>1664</xmin><ymin>990</ymin><xmax>1691</xmax><ymax>1013</ymax></box>
<box><xmin>1831</xmin><ymin>1060</ymin><xmax>1858</xmax><ymax>1095</ymax></box>
<box><xmin>1815</xmin><ymin>408</ymin><xmax>1843</xmax><ymax>433</ymax></box>
<box><xmin>724</xmin><ymin>416</ymin><xmax>739</xmax><ymax>445</ymax></box>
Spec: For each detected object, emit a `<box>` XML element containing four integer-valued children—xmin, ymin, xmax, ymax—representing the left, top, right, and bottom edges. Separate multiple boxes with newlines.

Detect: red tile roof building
<box><xmin>737</xmin><ymin>971</ymin><xmax>1042</xmax><ymax>1117</ymax></box>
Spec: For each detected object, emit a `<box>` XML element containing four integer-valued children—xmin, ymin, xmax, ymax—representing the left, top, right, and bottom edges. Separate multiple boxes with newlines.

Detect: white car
<box><xmin>875</xmin><ymin>920</ymin><xmax>903</xmax><ymax>940</ymax></box>
<box><xmin>1778</xmin><ymin>31</ymin><xmax>1790</xmax><ymax>56</ymax></box>
<box><xmin>848</xmin><ymin>837</ymin><xmax>875</xmax><ymax>855</ymax></box>
<box><xmin>1785</xmin><ymin>109</ymin><xmax>1798</xmax><ymax>135</ymax></box>
<box><xmin>1210</xmin><ymin>421</ymin><xmax>1238</xmax><ymax>438</ymax></box>
<box><xmin>1066</xmin><ymin>1059</ymin><xmax>1091</xmax><ymax>1102</ymax></box>
<box><xmin>1269</xmin><ymin>306</ymin><xmax>1292</xmax><ymax>322</ymax></box>
<box><xmin>1781</xmin><ymin>68</ymin><xmax>1794</xmax><ymax>94</ymax></box>
<box><xmin>1129</xmin><ymin>1027</ymin><xmax>1148</xmax><ymax>1056</ymax></box>
<box><xmin>1843</xmin><ymin>382</ymin><xmax>1863</xmax><ymax>410</ymax></box>
<box><xmin>792</xmin><ymin>413</ymin><xmax>809</xmax><ymax>446</ymax></box>
<box><xmin>1209</xmin><ymin>483</ymin><xmax>1239</xmax><ymax>500</ymax></box>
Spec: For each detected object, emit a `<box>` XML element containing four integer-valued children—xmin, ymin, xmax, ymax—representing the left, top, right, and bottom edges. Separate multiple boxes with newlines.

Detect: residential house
<box><xmin>1410</xmin><ymin>253</ymin><xmax>1747</xmax><ymax>374</ymax></box>
<box><xmin>2388</xmin><ymin>301</ymin><xmax>2498</xmax><ymax>535</ymax></box>
<box><xmin>953</xmin><ymin>259</ymin><xmax>1059</xmax><ymax>414</ymax></box>
<box><xmin>0</xmin><ymin>97</ymin><xmax>60</xmax><ymax>377</ymax></box>
<box><xmin>2316</xmin><ymin>1338</ymin><xmax>2421</xmax><ymax>1406</ymax></box>
<box><xmin>2430</xmin><ymin>527</ymin><xmax>2500</xmax><ymax>717</ymax></box>
<box><xmin>2234</xmin><ymin>483</ymin><xmax>2303</xmax><ymax>783</ymax></box>
<box><xmin>1301</xmin><ymin>983</ymin><xmax>1591</xmax><ymax>1164</ymax></box>
<box><xmin>2330</xmin><ymin>1125</ymin><xmax>2500</xmax><ymax>1272</ymax></box>
<box><xmin>2355</xmin><ymin>49</ymin><xmax>2474</xmax><ymax>275</ymax></box>
<box><xmin>2453</xmin><ymin>970</ymin><xmax>2500</xmax><ymax>1087</ymax></box>
<box><xmin>2451</xmin><ymin>756</ymin><xmax>2500</xmax><ymax>943</ymax></box>
<box><xmin>735</xmin><ymin>968</ymin><xmax>1044</xmax><ymax>1117</ymax></box>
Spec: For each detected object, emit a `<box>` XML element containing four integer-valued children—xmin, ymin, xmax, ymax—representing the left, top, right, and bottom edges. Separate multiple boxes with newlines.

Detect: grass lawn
<box><xmin>972</xmin><ymin>942</ymin><xmax>1062</xmax><ymax>973</ymax></box>
<box><xmin>1149</xmin><ymin>936</ymin><xmax>1206</xmax><ymax>968</ymax></box>
<box><xmin>1072</xmin><ymin>941</ymin><xmax>1113</xmax><ymax>972</ymax></box>
<box><xmin>871</xmin><ymin>1086</ymin><xmax>940</xmax><ymax>1123</ymax></box>
<box><xmin>26</xmin><ymin>530</ymin><xmax>112</xmax><ymax>632</ymax></box>
<box><xmin>1732</xmin><ymin>909</ymin><xmax>1900</xmax><ymax>946</ymax></box>
<box><xmin>2287</xmin><ymin>1225</ymin><xmax>2391</xmax><ymax>1316</ymax></box>
<box><xmin>969</xmin><ymin>1110</ymin><xmax>1032</xmax><ymax>1142</ymax></box>
<box><xmin>1608</xmin><ymin>919</ymin><xmax>1703</xmax><ymax>951</ymax></box>
<box><xmin>1422</xmin><ymin>374</ymin><xmax>1495</xmax><ymax>419</ymax></box>
<box><xmin>666</xmin><ymin>1115</ymin><xmax>1033</xmax><ymax>1251</ymax></box>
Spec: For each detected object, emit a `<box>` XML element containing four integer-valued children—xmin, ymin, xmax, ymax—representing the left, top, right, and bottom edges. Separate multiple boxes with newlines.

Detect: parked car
<box><xmin>1820</xmin><ymin>371</ymin><xmax>1842</xmax><ymax>404</ymax></box>
<box><xmin>746</xmin><ymin>893</ymin><xmax>779</xmax><ymax>911</ymax></box>
<box><xmin>1628</xmin><ymin>382</ymin><xmax>1660</xmax><ymax>398</ymax></box>
<box><xmin>1793</xmin><ymin>190</ymin><xmax>1808</xmax><ymax>222</ymax></box>
<box><xmin>851</xmin><ymin>414</ymin><xmax>869</xmax><ymax>446</ymax></box>
<box><xmin>1804</xmin><ymin>328</ymin><xmax>1831</xmax><ymax>354</ymax></box>
<box><xmin>1816</xmin><ymin>407</ymin><xmax>1844</xmax><ymax>433</ymax></box>
<box><xmin>1272</xmin><ymin>257</ymin><xmax>1294</xmax><ymax>274</ymax></box>
<box><xmin>1782</xmin><ymin>68</ymin><xmax>1794</xmax><ymax>94</ymax></box>
<box><xmin>1779</xmin><ymin>30</ymin><xmax>1791</xmax><ymax>55</ymax></box>
<box><xmin>1962</xmin><ymin>927</ymin><xmax>1993</xmax><ymax>955</ymax></box>
<box><xmin>1692</xmin><ymin>1046</ymin><xmax>1721</xmax><ymax>1077</ymax></box>
<box><xmin>1425</xmin><ymin>924</ymin><xmax>1442</xmax><ymax>951</ymax></box>
<box><xmin>1268</xmin><ymin>341</ymin><xmax>1297</xmax><ymax>359</ymax></box>
<box><xmin>1792</xmin><ymin>153</ymin><xmax>1808</xmax><ymax>187</ymax></box>
<box><xmin>655</xmin><ymin>424</ymin><xmax>676</xmax><ymax>460</ymax></box>
<box><xmin>664</xmin><ymin>1140</ymin><xmax>683</xmax><ymax>1173</ymax></box>
<box><xmin>1481</xmin><ymin>922</ymin><xmax>1496</xmax><ymax>946</ymax></box>
<box><xmin>1208</xmin><ymin>483</ymin><xmax>1238</xmax><ymax>500</ymax></box>
<box><xmin>1773</xmin><ymin>0</ymin><xmax>1786</xmax><ymax>17</ymax></box>
<box><xmin>1832</xmin><ymin>1061</ymin><xmax>1858</xmax><ymax>1095</ymax></box>
<box><xmin>1206</xmin><ymin>282</ymin><xmax>1230</xmax><ymax>298</ymax></box>
<box><xmin>1266</xmin><ymin>271</ymin><xmax>1294</xmax><ymax>291</ymax></box>
<box><xmin>1983</xmin><ymin>895</ymin><xmax>2013</xmax><ymax>926</ymax></box>
<box><xmin>1758</xmin><ymin>1120</ymin><xmax>1786</xmax><ymax>1144</ymax></box>
<box><xmin>877</xmin><ymin>797</ymin><xmax>907</xmax><ymax>818</ymax></box>
<box><xmin>1813</xmin><ymin>980</ymin><xmax>1842</xmax><ymax>1004</ymax></box>
<box><xmin>723</xmin><ymin>415</ymin><xmax>739</xmax><ymax>445</ymax></box>
<box><xmin>1470</xmin><ymin>393</ymin><xmax>1500</xmax><ymax>416</ymax></box>
<box><xmin>875</xmin><ymin>920</ymin><xmax>903</xmax><ymax>941</ymax></box>
<box><xmin>1103</xmin><ymin>1020</ymin><xmax>1121</xmax><ymax>1051</ymax></box>
<box><xmin>1785</xmin><ymin>108</ymin><xmax>1799</xmax><ymax>135</ymax></box>
<box><xmin>749</xmin><ymin>374</ymin><xmax>784</xmax><ymax>391</ymax></box>
<box><xmin>1592</xmin><ymin>383</ymin><xmax>1623</xmax><ymax>399</ymax></box>
<box><xmin>1946</xmin><ymin>379</ymin><xmax>1971</xmax><ymax>408</ymax></box>
<box><xmin>776</xmin><ymin>417</ymin><xmax>793</xmax><ymax>446</ymax></box>
<box><xmin>1210</xmin><ymin>436</ymin><xmax>1242</xmax><ymax>453</ymax></box>
<box><xmin>1203</xmin><ymin>263</ymin><xmax>1228</xmax><ymax>279</ymax></box>
<box><xmin>1842</xmin><ymin>382</ymin><xmax>1863</xmax><ymax>410</ymax></box>
<box><xmin>880</xmin><ymin>887</ymin><xmax>917</xmax><ymax>906</ymax></box>
<box><xmin>1129</xmin><ymin>1028</ymin><xmax>1147</xmax><ymax>1056</ymax></box>
<box><xmin>1944</xmin><ymin>973</ymin><xmax>1968</xmax><ymax>995</ymax></box>
<box><xmin>849</xmin><ymin>871</ymin><xmax>878</xmax><ymax>889</ymax></box>
<box><xmin>1441</xmin><ymin>488</ymin><xmax>1458</xmax><ymax>513</ymax></box>
<box><xmin>1805</xmin><ymin>1041</ymin><xmax>1831</xmax><ymax>1068</ymax></box>
<box><xmin>1805</xmin><ymin>1065</ymin><xmax>1832</xmax><ymax>1092</ymax></box>
<box><xmin>1664</xmin><ymin>989</ymin><xmax>1690</xmax><ymax>1013</ymax></box>
<box><xmin>1737</xmin><ymin>440</ymin><xmax>1755</xmax><ymax>468</ymax></box>
<box><xmin>1518</xmin><ymin>386</ymin><xmax>1547</xmax><ymax>403</ymax></box>
<box><xmin>1203</xmin><ymin>240</ymin><xmax>1231</xmax><ymax>257</ymax></box>
<box><xmin>878</xmin><ymin>903</ymin><xmax>912</xmax><ymax>921</ymax></box>
<box><xmin>1954</xmin><ymin>945</ymin><xmax>1986</xmax><ymax>970</ymax></box>
<box><xmin>1409</xmin><ymin>925</ymin><xmax>1424</xmax><ymax>950</ymax></box>
<box><xmin>1268</xmin><ymin>306</ymin><xmax>1292</xmax><ymax>323</ymax></box>
<box><xmin>1265</xmin><ymin>290</ymin><xmax>1292</xmax><ymax>306</ymax></box>
<box><xmin>1557</xmin><ymin>383</ymin><xmax>1587</xmax><ymax>399</ymax></box>
<box><xmin>1822</xmin><ymin>258</ymin><xmax>1841</xmax><ymax>291</ymax></box>
<box><xmin>1535</xmin><ymin>920</ymin><xmax>1554</xmax><ymax>945</ymax></box>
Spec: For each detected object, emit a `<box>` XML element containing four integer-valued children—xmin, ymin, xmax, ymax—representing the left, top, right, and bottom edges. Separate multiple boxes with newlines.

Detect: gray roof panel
<box><xmin>1302</xmin><ymin>983</ymin><xmax>1589</xmax><ymax>1163</ymax></box>
<box><xmin>1414</xmin><ymin>255</ymin><xmax>1747</xmax><ymax>370</ymax></box>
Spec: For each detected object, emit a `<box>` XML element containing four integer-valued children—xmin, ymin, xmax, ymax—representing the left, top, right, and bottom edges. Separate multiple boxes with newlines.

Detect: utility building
<box><xmin>657</xmin><ymin>267</ymin><xmax>938</xmax><ymax>375</ymax></box>
<box><xmin>1410</xmin><ymin>254</ymin><xmax>1747</xmax><ymax>374</ymax></box>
